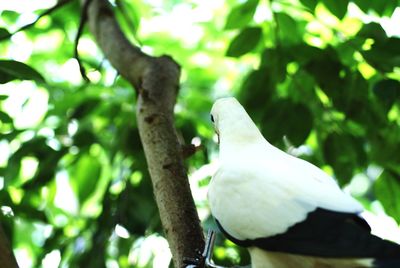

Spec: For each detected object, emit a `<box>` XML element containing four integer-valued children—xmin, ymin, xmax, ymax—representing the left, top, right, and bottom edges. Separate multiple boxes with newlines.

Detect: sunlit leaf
<box><xmin>225</xmin><ymin>0</ymin><xmax>259</xmax><ymax>30</ymax></box>
<box><xmin>1</xmin><ymin>10</ymin><xmax>20</xmax><ymax>24</ymax></box>
<box><xmin>375</xmin><ymin>170</ymin><xmax>400</xmax><ymax>224</ymax></box>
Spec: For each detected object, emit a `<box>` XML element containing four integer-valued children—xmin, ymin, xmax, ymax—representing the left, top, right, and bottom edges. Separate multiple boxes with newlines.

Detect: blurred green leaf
<box><xmin>0</xmin><ymin>110</ymin><xmax>13</xmax><ymax>123</ymax></box>
<box><xmin>238</xmin><ymin>67</ymin><xmax>274</xmax><ymax>117</ymax></box>
<box><xmin>323</xmin><ymin>132</ymin><xmax>366</xmax><ymax>185</ymax></box>
<box><xmin>261</xmin><ymin>100</ymin><xmax>313</xmax><ymax>146</ymax></box>
<box><xmin>71</xmin><ymin>153</ymin><xmax>102</xmax><ymax>204</ymax></box>
<box><xmin>1</xmin><ymin>10</ymin><xmax>20</xmax><ymax>24</ymax></box>
<box><xmin>260</xmin><ymin>48</ymin><xmax>288</xmax><ymax>84</ymax></box>
<box><xmin>225</xmin><ymin>0</ymin><xmax>259</xmax><ymax>30</ymax></box>
<box><xmin>305</xmin><ymin>48</ymin><xmax>344</xmax><ymax>96</ymax></box>
<box><xmin>353</xmin><ymin>0</ymin><xmax>398</xmax><ymax>16</ymax></box>
<box><xmin>23</xmin><ymin>148</ymin><xmax>66</xmax><ymax>190</ymax></box>
<box><xmin>299</xmin><ymin>0</ymin><xmax>318</xmax><ymax>11</ymax></box>
<box><xmin>226</xmin><ymin>27</ymin><xmax>262</xmax><ymax>57</ymax></box>
<box><xmin>70</xmin><ymin>98</ymin><xmax>101</xmax><ymax>119</ymax></box>
<box><xmin>0</xmin><ymin>60</ymin><xmax>45</xmax><ymax>83</ymax></box>
<box><xmin>373</xmin><ymin>79</ymin><xmax>400</xmax><ymax>112</ymax></box>
<box><xmin>275</xmin><ymin>13</ymin><xmax>302</xmax><ymax>44</ymax></box>
<box><xmin>322</xmin><ymin>0</ymin><xmax>348</xmax><ymax>19</ymax></box>
<box><xmin>357</xmin><ymin>22</ymin><xmax>387</xmax><ymax>42</ymax></box>
<box><xmin>362</xmin><ymin>37</ymin><xmax>400</xmax><ymax>73</ymax></box>
<box><xmin>0</xmin><ymin>94</ymin><xmax>9</xmax><ymax>100</ymax></box>
<box><xmin>375</xmin><ymin>170</ymin><xmax>400</xmax><ymax>224</ymax></box>
<box><xmin>0</xmin><ymin>27</ymin><xmax>10</xmax><ymax>39</ymax></box>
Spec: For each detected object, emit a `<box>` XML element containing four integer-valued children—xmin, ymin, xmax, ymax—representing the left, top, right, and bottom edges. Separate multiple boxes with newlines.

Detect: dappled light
<box><xmin>0</xmin><ymin>0</ymin><xmax>400</xmax><ymax>267</ymax></box>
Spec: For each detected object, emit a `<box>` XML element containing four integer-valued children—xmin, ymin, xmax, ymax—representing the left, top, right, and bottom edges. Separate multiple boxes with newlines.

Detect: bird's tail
<box><xmin>373</xmin><ymin>259</ymin><xmax>400</xmax><ymax>268</ymax></box>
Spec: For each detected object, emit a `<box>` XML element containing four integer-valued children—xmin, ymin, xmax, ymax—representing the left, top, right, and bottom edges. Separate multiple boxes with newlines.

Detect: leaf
<box><xmin>225</xmin><ymin>0</ymin><xmax>259</xmax><ymax>30</ymax></box>
<box><xmin>73</xmin><ymin>128</ymin><xmax>98</xmax><ymax>149</ymax></box>
<box><xmin>3</xmin><ymin>137</ymin><xmax>48</xmax><ymax>186</ymax></box>
<box><xmin>305</xmin><ymin>50</ymin><xmax>344</xmax><ymax>97</ymax></box>
<box><xmin>23</xmin><ymin>149</ymin><xmax>66</xmax><ymax>190</ymax></box>
<box><xmin>226</xmin><ymin>27</ymin><xmax>262</xmax><ymax>57</ymax></box>
<box><xmin>0</xmin><ymin>111</ymin><xmax>13</xmax><ymax>123</ymax></box>
<box><xmin>357</xmin><ymin>23</ymin><xmax>387</xmax><ymax>42</ymax></box>
<box><xmin>0</xmin><ymin>27</ymin><xmax>10</xmax><ymax>39</ymax></box>
<box><xmin>373</xmin><ymin>79</ymin><xmax>400</xmax><ymax>112</ymax></box>
<box><xmin>352</xmin><ymin>0</ymin><xmax>397</xmax><ymax>16</ymax></box>
<box><xmin>299</xmin><ymin>0</ymin><xmax>318</xmax><ymax>12</ymax></box>
<box><xmin>275</xmin><ymin>13</ymin><xmax>302</xmax><ymax>44</ymax></box>
<box><xmin>374</xmin><ymin>170</ymin><xmax>400</xmax><ymax>224</ymax></box>
<box><xmin>0</xmin><ymin>60</ymin><xmax>45</xmax><ymax>84</ymax></box>
<box><xmin>260</xmin><ymin>48</ymin><xmax>288</xmax><ymax>84</ymax></box>
<box><xmin>362</xmin><ymin>37</ymin><xmax>400</xmax><ymax>73</ymax></box>
<box><xmin>322</xmin><ymin>0</ymin><xmax>349</xmax><ymax>19</ymax></box>
<box><xmin>71</xmin><ymin>153</ymin><xmax>102</xmax><ymax>204</ymax></box>
<box><xmin>0</xmin><ymin>95</ymin><xmax>9</xmax><ymax>100</ymax></box>
<box><xmin>261</xmin><ymin>100</ymin><xmax>313</xmax><ymax>146</ymax></box>
<box><xmin>238</xmin><ymin>67</ymin><xmax>274</xmax><ymax>117</ymax></box>
<box><xmin>70</xmin><ymin>98</ymin><xmax>100</xmax><ymax>119</ymax></box>
<box><xmin>1</xmin><ymin>11</ymin><xmax>20</xmax><ymax>24</ymax></box>
<box><xmin>323</xmin><ymin>133</ymin><xmax>366</xmax><ymax>186</ymax></box>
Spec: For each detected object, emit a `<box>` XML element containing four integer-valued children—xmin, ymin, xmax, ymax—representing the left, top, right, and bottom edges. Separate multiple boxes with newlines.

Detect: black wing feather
<box><xmin>216</xmin><ymin>208</ymin><xmax>400</xmax><ymax>259</ymax></box>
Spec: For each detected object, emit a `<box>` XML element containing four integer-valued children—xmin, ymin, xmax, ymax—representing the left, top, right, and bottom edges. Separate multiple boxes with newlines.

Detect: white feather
<box><xmin>208</xmin><ymin>97</ymin><xmax>363</xmax><ymax>240</ymax></box>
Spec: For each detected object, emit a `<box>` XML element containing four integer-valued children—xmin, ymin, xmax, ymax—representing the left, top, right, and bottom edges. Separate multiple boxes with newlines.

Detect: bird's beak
<box><xmin>216</xmin><ymin>130</ymin><xmax>220</xmax><ymax>145</ymax></box>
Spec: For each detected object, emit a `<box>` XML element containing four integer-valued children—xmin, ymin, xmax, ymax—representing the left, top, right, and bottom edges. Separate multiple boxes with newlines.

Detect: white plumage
<box><xmin>208</xmin><ymin>97</ymin><xmax>361</xmax><ymax>239</ymax></box>
<box><xmin>207</xmin><ymin>97</ymin><xmax>400</xmax><ymax>268</ymax></box>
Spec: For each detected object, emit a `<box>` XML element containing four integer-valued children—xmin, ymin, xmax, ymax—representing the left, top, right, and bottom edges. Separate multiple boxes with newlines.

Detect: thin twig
<box><xmin>74</xmin><ymin>0</ymin><xmax>92</xmax><ymax>82</ymax></box>
<box><xmin>0</xmin><ymin>0</ymin><xmax>72</xmax><ymax>42</ymax></box>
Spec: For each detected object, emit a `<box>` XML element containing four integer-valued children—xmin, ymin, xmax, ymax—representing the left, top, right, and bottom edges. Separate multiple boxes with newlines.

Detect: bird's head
<box><xmin>210</xmin><ymin>97</ymin><xmax>263</xmax><ymax>145</ymax></box>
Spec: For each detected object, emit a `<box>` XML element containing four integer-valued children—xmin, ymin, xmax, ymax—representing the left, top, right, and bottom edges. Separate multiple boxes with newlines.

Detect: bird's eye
<box><xmin>210</xmin><ymin>114</ymin><xmax>215</xmax><ymax>123</ymax></box>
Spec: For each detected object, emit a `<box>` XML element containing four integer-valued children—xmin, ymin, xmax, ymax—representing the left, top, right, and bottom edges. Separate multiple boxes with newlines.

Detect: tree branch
<box><xmin>0</xmin><ymin>222</ymin><xmax>19</xmax><ymax>268</ymax></box>
<box><xmin>74</xmin><ymin>0</ymin><xmax>92</xmax><ymax>82</ymax></box>
<box><xmin>0</xmin><ymin>0</ymin><xmax>72</xmax><ymax>42</ymax></box>
<box><xmin>83</xmin><ymin>0</ymin><xmax>205</xmax><ymax>266</ymax></box>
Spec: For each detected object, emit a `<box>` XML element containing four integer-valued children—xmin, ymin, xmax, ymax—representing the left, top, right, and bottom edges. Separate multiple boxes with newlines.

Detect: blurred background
<box><xmin>0</xmin><ymin>0</ymin><xmax>399</xmax><ymax>267</ymax></box>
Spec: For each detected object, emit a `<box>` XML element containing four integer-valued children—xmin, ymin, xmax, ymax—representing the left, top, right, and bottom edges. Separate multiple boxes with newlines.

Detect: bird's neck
<box><xmin>218</xmin><ymin>118</ymin><xmax>270</xmax><ymax>161</ymax></box>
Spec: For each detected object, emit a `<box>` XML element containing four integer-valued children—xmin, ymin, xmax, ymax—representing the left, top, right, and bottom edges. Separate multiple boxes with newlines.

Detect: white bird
<box><xmin>207</xmin><ymin>97</ymin><xmax>400</xmax><ymax>268</ymax></box>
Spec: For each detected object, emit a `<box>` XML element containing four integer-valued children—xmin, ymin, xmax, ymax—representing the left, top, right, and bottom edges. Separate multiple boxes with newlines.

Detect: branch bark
<box><xmin>84</xmin><ymin>0</ymin><xmax>204</xmax><ymax>266</ymax></box>
<box><xmin>0</xmin><ymin>222</ymin><xmax>19</xmax><ymax>268</ymax></box>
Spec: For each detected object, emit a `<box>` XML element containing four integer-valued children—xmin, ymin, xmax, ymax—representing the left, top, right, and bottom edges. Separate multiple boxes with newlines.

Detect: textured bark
<box><xmin>0</xmin><ymin>223</ymin><xmax>18</xmax><ymax>268</ymax></box>
<box><xmin>84</xmin><ymin>0</ymin><xmax>204</xmax><ymax>267</ymax></box>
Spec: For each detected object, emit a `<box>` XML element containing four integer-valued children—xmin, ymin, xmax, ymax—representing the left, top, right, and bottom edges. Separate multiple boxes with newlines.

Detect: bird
<box><xmin>207</xmin><ymin>97</ymin><xmax>400</xmax><ymax>268</ymax></box>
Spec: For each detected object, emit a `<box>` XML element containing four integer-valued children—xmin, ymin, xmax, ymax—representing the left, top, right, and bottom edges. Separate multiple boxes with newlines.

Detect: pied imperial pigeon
<box><xmin>207</xmin><ymin>97</ymin><xmax>400</xmax><ymax>268</ymax></box>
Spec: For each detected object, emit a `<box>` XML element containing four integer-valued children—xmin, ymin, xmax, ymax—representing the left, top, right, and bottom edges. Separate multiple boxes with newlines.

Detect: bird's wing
<box><xmin>208</xmin><ymin>164</ymin><xmax>316</xmax><ymax>240</ymax></box>
<box><xmin>209</xmin><ymin>145</ymin><xmax>363</xmax><ymax>238</ymax></box>
<box><xmin>216</xmin><ymin>208</ymin><xmax>400</xmax><ymax>259</ymax></box>
<box><xmin>280</xmin><ymin>153</ymin><xmax>364</xmax><ymax>213</ymax></box>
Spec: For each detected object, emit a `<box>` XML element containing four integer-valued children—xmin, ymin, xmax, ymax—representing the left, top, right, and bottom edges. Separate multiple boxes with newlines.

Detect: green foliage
<box><xmin>226</xmin><ymin>27</ymin><xmax>262</xmax><ymax>57</ymax></box>
<box><xmin>225</xmin><ymin>0</ymin><xmax>259</xmax><ymax>30</ymax></box>
<box><xmin>0</xmin><ymin>60</ymin><xmax>45</xmax><ymax>84</ymax></box>
<box><xmin>0</xmin><ymin>0</ymin><xmax>399</xmax><ymax>267</ymax></box>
